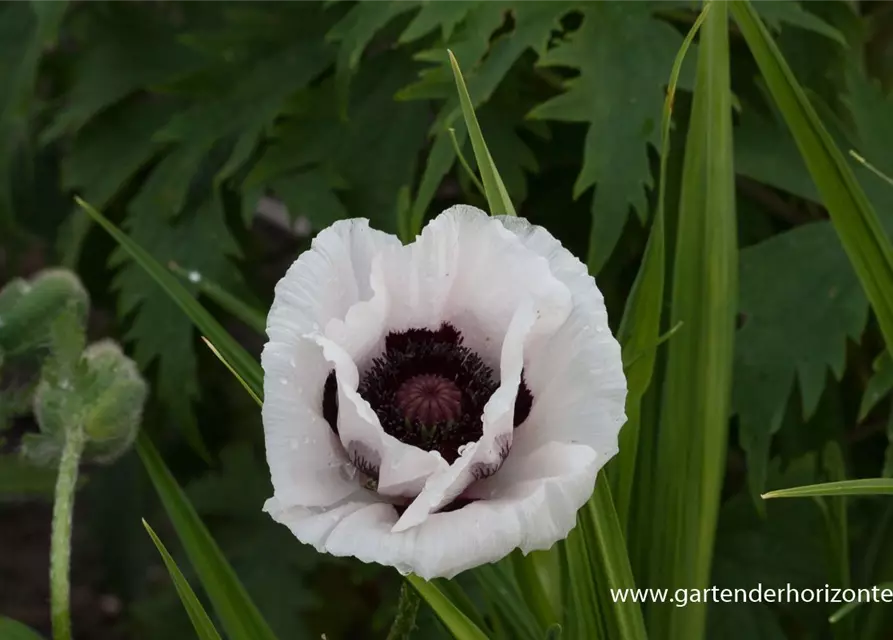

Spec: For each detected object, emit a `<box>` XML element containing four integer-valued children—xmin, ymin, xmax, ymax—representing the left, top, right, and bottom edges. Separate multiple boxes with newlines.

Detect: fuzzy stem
<box><xmin>386</xmin><ymin>580</ymin><xmax>421</xmax><ymax>640</ymax></box>
<box><xmin>50</xmin><ymin>424</ymin><xmax>85</xmax><ymax>640</ymax></box>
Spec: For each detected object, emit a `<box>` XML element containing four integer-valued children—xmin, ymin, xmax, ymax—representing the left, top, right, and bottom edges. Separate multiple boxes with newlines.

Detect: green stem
<box><xmin>50</xmin><ymin>424</ymin><xmax>85</xmax><ymax>640</ymax></box>
<box><xmin>386</xmin><ymin>581</ymin><xmax>421</xmax><ymax>640</ymax></box>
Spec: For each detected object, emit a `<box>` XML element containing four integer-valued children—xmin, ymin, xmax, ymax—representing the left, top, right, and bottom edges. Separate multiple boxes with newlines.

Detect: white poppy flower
<box><xmin>261</xmin><ymin>205</ymin><xmax>626</xmax><ymax>580</ymax></box>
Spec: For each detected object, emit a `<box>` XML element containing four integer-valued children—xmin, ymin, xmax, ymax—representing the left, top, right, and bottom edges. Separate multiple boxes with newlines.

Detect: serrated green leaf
<box><xmin>756</xmin><ymin>0</ymin><xmax>844</xmax><ymax>44</ymax></box>
<box><xmin>0</xmin><ymin>617</ymin><xmax>44</xmax><ymax>640</ymax></box>
<box><xmin>142</xmin><ymin>519</ymin><xmax>223</xmax><ymax>640</ymax></box>
<box><xmin>734</xmin><ymin>222</ymin><xmax>868</xmax><ymax>498</ymax></box>
<box><xmin>137</xmin><ymin>434</ymin><xmax>278</xmax><ymax>640</ymax></box>
<box><xmin>398</xmin><ymin>1</ymin><xmax>473</xmax><ymax>43</ymax></box>
<box><xmin>530</xmin><ymin>2</ymin><xmax>688</xmax><ymax>273</ymax></box>
<box><xmin>731</xmin><ymin>0</ymin><xmax>893</xmax><ymax>365</ymax></box>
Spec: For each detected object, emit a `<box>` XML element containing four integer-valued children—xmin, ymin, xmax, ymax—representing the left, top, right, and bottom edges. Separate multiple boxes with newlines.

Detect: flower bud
<box><xmin>0</xmin><ymin>270</ymin><xmax>89</xmax><ymax>355</ymax></box>
<box><xmin>27</xmin><ymin>339</ymin><xmax>147</xmax><ymax>465</ymax></box>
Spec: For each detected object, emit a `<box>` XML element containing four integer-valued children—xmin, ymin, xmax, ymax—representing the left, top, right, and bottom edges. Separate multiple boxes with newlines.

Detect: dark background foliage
<box><xmin>2</xmin><ymin>1</ymin><xmax>893</xmax><ymax>638</ymax></box>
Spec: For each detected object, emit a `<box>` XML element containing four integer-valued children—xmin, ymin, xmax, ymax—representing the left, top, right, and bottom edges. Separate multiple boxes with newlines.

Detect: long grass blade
<box><xmin>582</xmin><ymin>478</ymin><xmax>648</xmax><ymax>640</ymax></box>
<box><xmin>76</xmin><ymin>197</ymin><xmax>264</xmax><ymax>401</ymax></box>
<box><xmin>142</xmin><ymin>519</ymin><xmax>223</xmax><ymax>640</ymax></box>
<box><xmin>137</xmin><ymin>433</ymin><xmax>279</xmax><ymax>640</ymax></box>
<box><xmin>169</xmin><ymin>262</ymin><xmax>267</xmax><ymax>336</ymax></box>
<box><xmin>447</xmin><ymin>50</ymin><xmax>515</xmax><ymax>217</ymax></box>
<box><xmin>610</xmin><ymin>2</ymin><xmax>710</xmax><ymax>532</ymax></box>
<box><xmin>829</xmin><ymin>582</ymin><xmax>893</xmax><ymax>624</ymax></box>
<box><xmin>730</xmin><ymin>0</ymin><xmax>893</xmax><ymax>357</ymax></box>
<box><xmin>649</xmin><ymin>3</ymin><xmax>737</xmax><ymax>639</ymax></box>
<box><xmin>762</xmin><ymin>478</ymin><xmax>893</xmax><ymax>499</ymax></box>
<box><xmin>406</xmin><ymin>575</ymin><xmax>489</xmax><ymax>640</ymax></box>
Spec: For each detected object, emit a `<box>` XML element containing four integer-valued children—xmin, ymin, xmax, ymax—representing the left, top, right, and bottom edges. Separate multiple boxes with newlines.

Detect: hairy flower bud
<box><xmin>26</xmin><ymin>340</ymin><xmax>148</xmax><ymax>466</ymax></box>
<box><xmin>0</xmin><ymin>269</ymin><xmax>89</xmax><ymax>356</ymax></box>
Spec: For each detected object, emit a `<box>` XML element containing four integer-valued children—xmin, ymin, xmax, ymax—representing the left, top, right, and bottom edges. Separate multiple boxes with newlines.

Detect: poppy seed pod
<box><xmin>261</xmin><ymin>205</ymin><xmax>627</xmax><ymax>579</ymax></box>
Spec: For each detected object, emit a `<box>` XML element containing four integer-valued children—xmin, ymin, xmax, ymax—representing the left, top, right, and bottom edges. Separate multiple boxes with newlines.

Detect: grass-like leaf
<box><xmin>650</xmin><ymin>3</ymin><xmax>737</xmax><ymax>638</ymax></box>
<box><xmin>0</xmin><ymin>617</ymin><xmax>45</xmax><ymax>640</ymax></box>
<box><xmin>142</xmin><ymin>519</ymin><xmax>223</xmax><ymax>640</ymax></box>
<box><xmin>730</xmin><ymin>0</ymin><xmax>893</xmax><ymax>357</ymax></box>
<box><xmin>829</xmin><ymin>581</ymin><xmax>893</xmax><ymax>624</ymax></box>
<box><xmin>76</xmin><ymin>197</ymin><xmax>264</xmax><ymax>402</ymax></box>
<box><xmin>762</xmin><ymin>478</ymin><xmax>893</xmax><ymax>499</ymax></box>
<box><xmin>137</xmin><ymin>433</ymin><xmax>279</xmax><ymax>640</ymax></box>
<box><xmin>169</xmin><ymin>262</ymin><xmax>267</xmax><ymax>336</ymax></box>
<box><xmin>581</xmin><ymin>479</ymin><xmax>648</xmax><ymax>640</ymax></box>
<box><xmin>406</xmin><ymin>575</ymin><xmax>489</xmax><ymax>640</ymax></box>
<box><xmin>446</xmin><ymin>50</ymin><xmax>515</xmax><ymax>217</ymax></box>
<box><xmin>610</xmin><ymin>1</ymin><xmax>710</xmax><ymax>532</ymax></box>
<box><xmin>201</xmin><ymin>337</ymin><xmax>262</xmax><ymax>407</ymax></box>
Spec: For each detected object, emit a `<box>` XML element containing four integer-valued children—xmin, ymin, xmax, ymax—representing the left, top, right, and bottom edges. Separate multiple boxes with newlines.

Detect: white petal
<box><xmin>262</xmin><ymin>219</ymin><xmax>401</xmax><ymax>509</ymax></box>
<box><xmin>265</xmin><ymin>441</ymin><xmax>598</xmax><ymax>579</ymax></box>
<box><xmin>495</xmin><ymin>216</ymin><xmax>627</xmax><ymax>462</ymax></box>
<box><xmin>261</xmin><ymin>339</ymin><xmax>356</xmax><ymax>508</ymax></box>
<box><xmin>377</xmin><ymin>205</ymin><xmax>572</xmax><ymax>362</ymax></box>
<box><xmin>311</xmin><ymin>334</ymin><xmax>449</xmax><ymax>498</ymax></box>
<box><xmin>266</xmin><ymin>218</ymin><xmax>401</xmax><ymax>345</ymax></box>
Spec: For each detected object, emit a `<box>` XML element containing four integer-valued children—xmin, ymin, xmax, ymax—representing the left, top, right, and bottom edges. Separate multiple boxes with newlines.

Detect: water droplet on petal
<box><xmin>289</xmin><ymin>358</ymin><xmax>297</xmax><ymax>368</ymax></box>
<box><xmin>290</xmin><ymin>440</ymin><xmax>300</xmax><ymax>450</ymax></box>
<box><xmin>279</xmin><ymin>377</ymin><xmax>289</xmax><ymax>385</ymax></box>
<box><xmin>394</xmin><ymin>563</ymin><xmax>413</xmax><ymax>576</ymax></box>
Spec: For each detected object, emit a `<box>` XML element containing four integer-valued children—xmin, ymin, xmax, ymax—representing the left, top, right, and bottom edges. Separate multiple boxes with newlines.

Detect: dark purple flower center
<box><xmin>321</xmin><ymin>323</ymin><xmax>533</xmax><ymax>467</ymax></box>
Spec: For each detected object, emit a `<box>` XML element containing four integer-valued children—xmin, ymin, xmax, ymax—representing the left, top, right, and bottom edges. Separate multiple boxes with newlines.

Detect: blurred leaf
<box><xmin>137</xmin><ymin>433</ymin><xmax>279</xmax><ymax>640</ymax></box>
<box><xmin>142</xmin><ymin>519</ymin><xmax>223</xmax><ymax>640</ymax></box>
<box><xmin>0</xmin><ymin>454</ymin><xmax>61</xmax><ymax>498</ymax></box>
<box><xmin>78</xmin><ymin>197</ymin><xmax>263</xmax><ymax>408</ymax></box>
<box><xmin>735</xmin><ymin>107</ymin><xmax>820</xmax><ymax>203</ymax></box>
<box><xmin>756</xmin><ymin>1</ymin><xmax>844</xmax><ymax>44</ymax></box>
<box><xmin>0</xmin><ymin>617</ymin><xmax>44</xmax><ymax>640</ymax></box>
<box><xmin>168</xmin><ymin>263</ymin><xmax>266</xmax><ymax>337</ymax></box>
<box><xmin>108</xmin><ymin>196</ymin><xmax>242</xmax><ymax>456</ymax></box>
<box><xmin>763</xmin><ymin>478</ymin><xmax>893</xmax><ymax>499</ymax></box>
<box><xmin>710</xmin><ymin>455</ymin><xmax>827</xmax><ymax>638</ymax></box>
<box><xmin>859</xmin><ymin>352</ymin><xmax>893</xmax><ymax>421</ymax></box>
<box><xmin>734</xmin><ymin>222</ymin><xmax>868</xmax><ymax>498</ymax></box>
<box><xmin>473</xmin><ymin>563</ymin><xmax>543</xmax><ymax>639</ymax></box>
<box><xmin>270</xmin><ymin>169</ymin><xmax>347</xmax><ymax>232</ymax></box>
<box><xmin>42</xmin><ymin>6</ymin><xmax>206</xmax><ymax>141</ymax></box>
<box><xmin>407</xmin><ymin>576</ymin><xmax>489</xmax><ymax>640</ymax></box>
<box><xmin>182</xmin><ymin>445</ymin><xmax>321</xmax><ymax>638</ymax></box>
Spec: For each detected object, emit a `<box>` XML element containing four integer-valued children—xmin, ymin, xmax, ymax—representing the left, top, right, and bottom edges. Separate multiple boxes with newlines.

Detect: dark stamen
<box><xmin>320</xmin><ymin>323</ymin><xmax>534</xmax><ymax>465</ymax></box>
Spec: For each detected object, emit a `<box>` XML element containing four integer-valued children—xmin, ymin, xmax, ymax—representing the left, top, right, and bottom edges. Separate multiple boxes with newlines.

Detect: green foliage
<box><xmin>7</xmin><ymin>1</ymin><xmax>893</xmax><ymax>639</ymax></box>
<box><xmin>735</xmin><ymin>223</ymin><xmax>869</xmax><ymax>498</ymax></box>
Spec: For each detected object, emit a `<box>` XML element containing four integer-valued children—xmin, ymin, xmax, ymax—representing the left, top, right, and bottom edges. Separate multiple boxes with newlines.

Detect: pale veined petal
<box><xmin>264</xmin><ymin>441</ymin><xmax>598</xmax><ymax>580</ymax></box>
<box><xmin>495</xmin><ymin>216</ymin><xmax>627</xmax><ymax>463</ymax></box>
